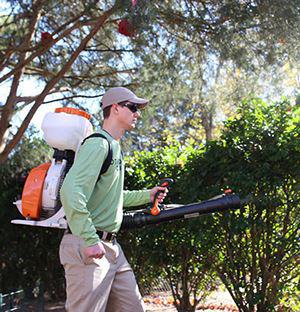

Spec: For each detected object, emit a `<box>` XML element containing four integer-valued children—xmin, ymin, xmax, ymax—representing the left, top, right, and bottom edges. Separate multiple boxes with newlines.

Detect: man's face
<box><xmin>117</xmin><ymin>102</ymin><xmax>141</xmax><ymax>130</ymax></box>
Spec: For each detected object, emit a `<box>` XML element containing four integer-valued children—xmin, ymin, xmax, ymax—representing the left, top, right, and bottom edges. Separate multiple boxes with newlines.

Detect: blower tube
<box><xmin>121</xmin><ymin>194</ymin><xmax>240</xmax><ymax>230</ymax></box>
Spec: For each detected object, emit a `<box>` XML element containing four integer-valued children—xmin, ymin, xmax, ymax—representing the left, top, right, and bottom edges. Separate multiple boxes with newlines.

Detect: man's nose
<box><xmin>134</xmin><ymin>111</ymin><xmax>141</xmax><ymax>118</ymax></box>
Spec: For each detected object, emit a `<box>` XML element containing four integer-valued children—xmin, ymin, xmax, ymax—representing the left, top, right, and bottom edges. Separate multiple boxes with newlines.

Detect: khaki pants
<box><xmin>59</xmin><ymin>234</ymin><xmax>145</xmax><ymax>312</ymax></box>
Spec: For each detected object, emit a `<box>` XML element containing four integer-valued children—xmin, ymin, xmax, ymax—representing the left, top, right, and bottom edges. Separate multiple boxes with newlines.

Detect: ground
<box><xmin>143</xmin><ymin>290</ymin><xmax>238</xmax><ymax>312</ymax></box>
<box><xmin>21</xmin><ymin>289</ymin><xmax>238</xmax><ymax>311</ymax></box>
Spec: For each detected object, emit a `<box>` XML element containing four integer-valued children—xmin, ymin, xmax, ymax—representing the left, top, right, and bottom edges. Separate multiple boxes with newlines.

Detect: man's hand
<box><xmin>150</xmin><ymin>186</ymin><xmax>168</xmax><ymax>203</ymax></box>
<box><xmin>84</xmin><ymin>242</ymin><xmax>106</xmax><ymax>259</ymax></box>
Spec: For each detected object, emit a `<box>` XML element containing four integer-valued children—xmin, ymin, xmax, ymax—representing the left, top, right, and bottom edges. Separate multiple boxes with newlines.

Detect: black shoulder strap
<box><xmin>81</xmin><ymin>133</ymin><xmax>113</xmax><ymax>181</ymax></box>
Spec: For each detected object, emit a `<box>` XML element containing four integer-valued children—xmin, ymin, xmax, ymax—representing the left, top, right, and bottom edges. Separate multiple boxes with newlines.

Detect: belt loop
<box><xmin>101</xmin><ymin>232</ymin><xmax>108</xmax><ymax>241</ymax></box>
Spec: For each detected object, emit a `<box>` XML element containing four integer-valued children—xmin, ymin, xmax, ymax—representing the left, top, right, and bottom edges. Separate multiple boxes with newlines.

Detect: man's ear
<box><xmin>111</xmin><ymin>103</ymin><xmax>119</xmax><ymax>114</ymax></box>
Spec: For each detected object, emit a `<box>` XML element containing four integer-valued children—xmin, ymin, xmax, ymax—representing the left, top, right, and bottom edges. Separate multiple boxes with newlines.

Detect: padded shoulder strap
<box><xmin>81</xmin><ymin>133</ymin><xmax>113</xmax><ymax>180</ymax></box>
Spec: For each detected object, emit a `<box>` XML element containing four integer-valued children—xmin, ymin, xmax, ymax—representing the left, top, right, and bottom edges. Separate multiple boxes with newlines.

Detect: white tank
<box><xmin>42</xmin><ymin>107</ymin><xmax>93</xmax><ymax>152</ymax></box>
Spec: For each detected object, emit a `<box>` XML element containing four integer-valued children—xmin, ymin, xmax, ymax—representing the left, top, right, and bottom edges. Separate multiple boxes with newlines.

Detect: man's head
<box><xmin>102</xmin><ymin>87</ymin><xmax>148</xmax><ymax>113</ymax></box>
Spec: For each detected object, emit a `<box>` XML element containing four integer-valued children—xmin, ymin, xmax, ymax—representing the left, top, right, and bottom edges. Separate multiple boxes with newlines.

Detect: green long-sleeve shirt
<box><xmin>60</xmin><ymin>129</ymin><xmax>151</xmax><ymax>247</ymax></box>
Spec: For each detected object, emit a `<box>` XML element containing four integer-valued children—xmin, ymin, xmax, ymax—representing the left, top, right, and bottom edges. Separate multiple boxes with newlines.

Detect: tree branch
<box><xmin>43</xmin><ymin>93</ymin><xmax>103</xmax><ymax>104</ymax></box>
<box><xmin>64</xmin><ymin>68</ymin><xmax>137</xmax><ymax>80</ymax></box>
<box><xmin>84</xmin><ymin>48</ymin><xmax>135</xmax><ymax>53</ymax></box>
<box><xmin>0</xmin><ymin>10</ymin><xmax>113</xmax><ymax>84</ymax></box>
<box><xmin>0</xmin><ymin>0</ymin><xmax>43</xmax><ymax>148</ymax></box>
<box><xmin>0</xmin><ymin>4</ymin><xmax>117</xmax><ymax>163</ymax></box>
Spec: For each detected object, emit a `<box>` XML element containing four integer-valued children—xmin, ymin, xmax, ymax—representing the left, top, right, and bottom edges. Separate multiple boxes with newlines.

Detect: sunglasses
<box><xmin>119</xmin><ymin>102</ymin><xmax>139</xmax><ymax>113</ymax></box>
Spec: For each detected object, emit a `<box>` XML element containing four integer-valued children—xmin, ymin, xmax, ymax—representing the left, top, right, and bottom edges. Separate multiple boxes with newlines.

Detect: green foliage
<box><xmin>182</xmin><ymin>98</ymin><xmax>300</xmax><ymax>311</ymax></box>
<box><xmin>3</xmin><ymin>0</ymin><xmax>300</xmax><ymax>162</ymax></box>
<box><xmin>1</xmin><ymin>98</ymin><xmax>299</xmax><ymax>312</ymax></box>
<box><xmin>121</xmin><ymin>141</ymin><xmax>219</xmax><ymax>312</ymax></box>
<box><xmin>134</xmin><ymin>16</ymin><xmax>300</xmax><ymax>150</ymax></box>
<box><xmin>280</xmin><ymin>273</ymin><xmax>300</xmax><ymax>311</ymax></box>
<box><xmin>122</xmin><ymin>98</ymin><xmax>300</xmax><ymax>311</ymax></box>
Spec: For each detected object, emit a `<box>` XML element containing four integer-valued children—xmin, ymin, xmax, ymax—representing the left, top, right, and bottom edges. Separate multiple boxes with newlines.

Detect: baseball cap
<box><xmin>101</xmin><ymin>87</ymin><xmax>148</xmax><ymax>109</ymax></box>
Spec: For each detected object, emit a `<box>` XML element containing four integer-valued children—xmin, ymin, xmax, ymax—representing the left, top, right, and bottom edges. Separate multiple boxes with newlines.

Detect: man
<box><xmin>59</xmin><ymin>87</ymin><xmax>167</xmax><ymax>312</ymax></box>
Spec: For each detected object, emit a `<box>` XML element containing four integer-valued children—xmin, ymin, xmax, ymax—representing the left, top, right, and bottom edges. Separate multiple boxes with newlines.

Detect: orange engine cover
<box><xmin>21</xmin><ymin>162</ymin><xmax>51</xmax><ymax>219</ymax></box>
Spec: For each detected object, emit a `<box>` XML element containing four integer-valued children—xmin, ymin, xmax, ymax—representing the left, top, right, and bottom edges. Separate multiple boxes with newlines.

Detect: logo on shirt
<box><xmin>111</xmin><ymin>158</ymin><xmax>123</xmax><ymax>171</ymax></box>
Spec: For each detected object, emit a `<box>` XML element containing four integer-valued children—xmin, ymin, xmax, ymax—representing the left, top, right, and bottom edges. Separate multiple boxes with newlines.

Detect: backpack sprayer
<box><xmin>12</xmin><ymin>107</ymin><xmax>93</xmax><ymax>229</ymax></box>
<box><xmin>11</xmin><ymin>108</ymin><xmax>240</xmax><ymax>230</ymax></box>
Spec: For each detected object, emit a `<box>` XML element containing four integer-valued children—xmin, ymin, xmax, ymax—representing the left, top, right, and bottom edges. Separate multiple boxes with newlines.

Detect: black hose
<box><xmin>121</xmin><ymin>194</ymin><xmax>240</xmax><ymax>230</ymax></box>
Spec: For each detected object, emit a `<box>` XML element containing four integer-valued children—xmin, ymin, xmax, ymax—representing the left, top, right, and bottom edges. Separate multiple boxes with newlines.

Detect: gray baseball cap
<box><xmin>101</xmin><ymin>87</ymin><xmax>148</xmax><ymax>109</ymax></box>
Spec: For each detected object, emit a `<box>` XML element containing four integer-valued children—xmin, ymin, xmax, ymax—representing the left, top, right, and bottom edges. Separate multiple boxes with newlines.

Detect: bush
<box><xmin>182</xmin><ymin>99</ymin><xmax>300</xmax><ymax>311</ymax></box>
<box><xmin>121</xmin><ymin>141</ymin><xmax>220</xmax><ymax>312</ymax></box>
<box><xmin>2</xmin><ymin>99</ymin><xmax>299</xmax><ymax>311</ymax></box>
<box><xmin>122</xmin><ymin>98</ymin><xmax>300</xmax><ymax>311</ymax></box>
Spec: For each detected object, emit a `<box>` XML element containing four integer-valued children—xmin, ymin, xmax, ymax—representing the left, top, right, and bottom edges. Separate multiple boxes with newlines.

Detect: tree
<box><xmin>0</xmin><ymin>0</ymin><xmax>145</xmax><ymax>163</ymax></box>
<box><xmin>184</xmin><ymin>98</ymin><xmax>300</xmax><ymax>311</ymax></box>
<box><xmin>122</xmin><ymin>98</ymin><xmax>300</xmax><ymax>311</ymax></box>
<box><xmin>2</xmin><ymin>1</ymin><xmax>300</xmax><ymax>163</ymax></box>
<box><xmin>126</xmin><ymin>0</ymin><xmax>300</xmax><ymax>149</ymax></box>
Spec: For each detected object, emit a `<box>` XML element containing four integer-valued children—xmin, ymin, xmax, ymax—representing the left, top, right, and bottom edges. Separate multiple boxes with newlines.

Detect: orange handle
<box><xmin>150</xmin><ymin>192</ymin><xmax>163</xmax><ymax>215</ymax></box>
<box><xmin>150</xmin><ymin>199</ymin><xmax>161</xmax><ymax>216</ymax></box>
<box><xmin>150</xmin><ymin>178</ymin><xmax>174</xmax><ymax>216</ymax></box>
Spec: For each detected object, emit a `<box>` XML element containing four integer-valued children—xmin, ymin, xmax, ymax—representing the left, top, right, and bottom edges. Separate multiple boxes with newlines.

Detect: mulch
<box><xmin>20</xmin><ymin>294</ymin><xmax>238</xmax><ymax>312</ymax></box>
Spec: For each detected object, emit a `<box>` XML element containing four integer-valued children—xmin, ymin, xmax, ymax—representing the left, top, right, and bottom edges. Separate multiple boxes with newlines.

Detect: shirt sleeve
<box><xmin>123</xmin><ymin>189</ymin><xmax>151</xmax><ymax>207</ymax></box>
<box><xmin>60</xmin><ymin>138</ymin><xmax>109</xmax><ymax>247</ymax></box>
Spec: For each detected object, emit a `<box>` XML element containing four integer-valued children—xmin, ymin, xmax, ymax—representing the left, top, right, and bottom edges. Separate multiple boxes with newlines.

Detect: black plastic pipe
<box><xmin>121</xmin><ymin>194</ymin><xmax>240</xmax><ymax>230</ymax></box>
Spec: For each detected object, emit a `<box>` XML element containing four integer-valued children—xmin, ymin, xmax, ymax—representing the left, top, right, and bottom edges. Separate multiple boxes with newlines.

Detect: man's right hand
<box><xmin>84</xmin><ymin>242</ymin><xmax>106</xmax><ymax>259</ymax></box>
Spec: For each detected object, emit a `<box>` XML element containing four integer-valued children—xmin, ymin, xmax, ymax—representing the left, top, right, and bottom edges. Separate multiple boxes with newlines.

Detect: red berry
<box><xmin>41</xmin><ymin>32</ymin><xmax>53</xmax><ymax>45</ymax></box>
<box><xmin>118</xmin><ymin>19</ymin><xmax>134</xmax><ymax>37</ymax></box>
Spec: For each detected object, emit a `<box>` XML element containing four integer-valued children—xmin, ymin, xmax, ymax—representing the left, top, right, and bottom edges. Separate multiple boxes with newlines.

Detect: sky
<box><xmin>0</xmin><ymin>1</ymin><xmax>58</xmax><ymax>133</ymax></box>
<box><xmin>0</xmin><ymin>0</ymin><xmax>132</xmax><ymax>137</ymax></box>
<box><xmin>1</xmin><ymin>76</ymin><xmax>62</xmax><ymax>134</ymax></box>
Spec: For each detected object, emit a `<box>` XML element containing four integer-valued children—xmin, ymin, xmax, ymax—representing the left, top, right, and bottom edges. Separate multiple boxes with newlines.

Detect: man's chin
<box><xmin>126</xmin><ymin>124</ymin><xmax>135</xmax><ymax>131</ymax></box>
